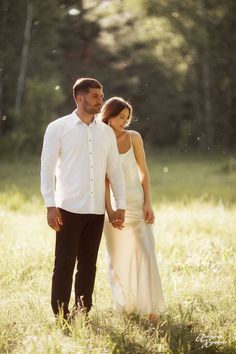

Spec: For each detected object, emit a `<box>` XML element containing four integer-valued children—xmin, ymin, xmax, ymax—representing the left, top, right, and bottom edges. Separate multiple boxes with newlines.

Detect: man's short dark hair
<box><xmin>73</xmin><ymin>78</ymin><xmax>103</xmax><ymax>100</ymax></box>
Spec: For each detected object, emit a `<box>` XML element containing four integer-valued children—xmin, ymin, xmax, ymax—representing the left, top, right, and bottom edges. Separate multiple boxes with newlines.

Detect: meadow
<box><xmin>0</xmin><ymin>151</ymin><xmax>236</xmax><ymax>354</ymax></box>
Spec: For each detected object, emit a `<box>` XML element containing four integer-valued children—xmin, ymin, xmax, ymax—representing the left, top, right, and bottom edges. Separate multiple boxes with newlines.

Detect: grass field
<box><xmin>0</xmin><ymin>151</ymin><xmax>236</xmax><ymax>353</ymax></box>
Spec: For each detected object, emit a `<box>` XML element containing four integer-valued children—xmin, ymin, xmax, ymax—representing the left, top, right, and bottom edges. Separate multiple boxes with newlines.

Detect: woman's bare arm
<box><xmin>131</xmin><ymin>131</ymin><xmax>155</xmax><ymax>224</ymax></box>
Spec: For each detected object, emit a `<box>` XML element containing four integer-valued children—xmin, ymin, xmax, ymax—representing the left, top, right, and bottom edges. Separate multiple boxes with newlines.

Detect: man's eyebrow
<box><xmin>92</xmin><ymin>93</ymin><xmax>104</xmax><ymax>97</ymax></box>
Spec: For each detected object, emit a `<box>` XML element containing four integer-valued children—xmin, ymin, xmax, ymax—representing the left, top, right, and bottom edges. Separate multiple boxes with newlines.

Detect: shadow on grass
<box><xmin>137</xmin><ymin>312</ymin><xmax>236</xmax><ymax>354</ymax></box>
<box><xmin>88</xmin><ymin>310</ymin><xmax>236</xmax><ymax>354</ymax></box>
<box><xmin>90</xmin><ymin>315</ymin><xmax>151</xmax><ymax>354</ymax></box>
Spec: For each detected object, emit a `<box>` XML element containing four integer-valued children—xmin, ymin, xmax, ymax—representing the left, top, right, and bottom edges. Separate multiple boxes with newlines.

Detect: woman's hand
<box><xmin>112</xmin><ymin>209</ymin><xmax>125</xmax><ymax>230</ymax></box>
<box><xmin>143</xmin><ymin>202</ymin><xmax>155</xmax><ymax>224</ymax></box>
<box><xmin>107</xmin><ymin>209</ymin><xmax>125</xmax><ymax>230</ymax></box>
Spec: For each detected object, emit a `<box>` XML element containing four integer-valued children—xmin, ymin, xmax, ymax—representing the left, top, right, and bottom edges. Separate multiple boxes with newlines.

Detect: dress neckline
<box><xmin>118</xmin><ymin>131</ymin><xmax>132</xmax><ymax>155</ymax></box>
<box><xmin>119</xmin><ymin>145</ymin><xmax>132</xmax><ymax>155</ymax></box>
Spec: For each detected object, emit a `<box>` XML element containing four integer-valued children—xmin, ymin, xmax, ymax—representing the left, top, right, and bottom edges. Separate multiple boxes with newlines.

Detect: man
<box><xmin>41</xmin><ymin>77</ymin><xmax>125</xmax><ymax>320</ymax></box>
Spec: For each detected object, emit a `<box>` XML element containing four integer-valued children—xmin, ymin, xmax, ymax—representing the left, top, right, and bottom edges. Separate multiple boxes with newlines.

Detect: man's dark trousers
<box><xmin>51</xmin><ymin>208</ymin><xmax>105</xmax><ymax>318</ymax></box>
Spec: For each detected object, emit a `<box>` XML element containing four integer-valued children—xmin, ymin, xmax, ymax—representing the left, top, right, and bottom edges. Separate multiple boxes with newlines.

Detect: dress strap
<box><xmin>128</xmin><ymin>131</ymin><xmax>133</xmax><ymax>148</ymax></box>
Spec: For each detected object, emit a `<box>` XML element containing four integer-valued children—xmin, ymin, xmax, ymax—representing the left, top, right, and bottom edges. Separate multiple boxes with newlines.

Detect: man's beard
<box><xmin>83</xmin><ymin>101</ymin><xmax>101</xmax><ymax>114</ymax></box>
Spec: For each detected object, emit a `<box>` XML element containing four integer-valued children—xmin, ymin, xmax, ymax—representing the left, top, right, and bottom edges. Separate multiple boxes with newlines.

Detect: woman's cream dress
<box><xmin>104</xmin><ymin>142</ymin><xmax>166</xmax><ymax>315</ymax></box>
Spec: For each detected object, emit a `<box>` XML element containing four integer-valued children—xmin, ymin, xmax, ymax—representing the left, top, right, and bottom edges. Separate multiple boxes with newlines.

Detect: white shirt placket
<box><xmin>88</xmin><ymin>126</ymin><xmax>94</xmax><ymax>213</ymax></box>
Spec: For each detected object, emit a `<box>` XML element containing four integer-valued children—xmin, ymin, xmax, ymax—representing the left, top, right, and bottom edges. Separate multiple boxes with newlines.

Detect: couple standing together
<box><xmin>40</xmin><ymin>77</ymin><xmax>166</xmax><ymax>322</ymax></box>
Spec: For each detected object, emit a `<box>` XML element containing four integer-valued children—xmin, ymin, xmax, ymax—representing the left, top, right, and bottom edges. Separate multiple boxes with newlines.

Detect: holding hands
<box><xmin>108</xmin><ymin>209</ymin><xmax>125</xmax><ymax>230</ymax></box>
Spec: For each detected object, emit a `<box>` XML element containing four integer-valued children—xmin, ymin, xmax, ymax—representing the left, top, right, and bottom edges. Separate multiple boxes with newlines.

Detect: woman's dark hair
<box><xmin>73</xmin><ymin>77</ymin><xmax>102</xmax><ymax>100</ymax></box>
<box><xmin>101</xmin><ymin>97</ymin><xmax>133</xmax><ymax>126</ymax></box>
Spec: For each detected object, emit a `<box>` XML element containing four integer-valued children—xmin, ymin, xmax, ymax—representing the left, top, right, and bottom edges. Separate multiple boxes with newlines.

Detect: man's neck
<box><xmin>75</xmin><ymin>108</ymin><xmax>94</xmax><ymax>125</ymax></box>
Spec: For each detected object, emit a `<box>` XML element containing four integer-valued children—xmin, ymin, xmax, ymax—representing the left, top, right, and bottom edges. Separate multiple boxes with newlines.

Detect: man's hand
<box><xmin>47</xmin><ymin>207</ymin><xmax>63</xmax><ymax>231</ymax></box>
<box><xmin>111</xmin><ymin>209</ymin><xmax>125</xmax><ymax>230</ymax></box>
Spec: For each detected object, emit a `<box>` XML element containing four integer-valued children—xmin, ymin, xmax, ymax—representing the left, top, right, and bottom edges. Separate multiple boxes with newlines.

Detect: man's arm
<box><xmin>41</xmin><ymin>123</ymin><xmax>63</xmax><ymax>231</ymax></box>
<box><xmin>106</xmin><ymin>130</ymin><xmax>126</xmax><ymax>227</ymax></box>
<box><xmin>105</xmin><ymin>175</ymin><xmax>124</xmax><ymax>230</ymax></box>
<box><xmin>105</xmin><ymin>175</ymin><xmax>114</xmax><ymax>222</ymax></box>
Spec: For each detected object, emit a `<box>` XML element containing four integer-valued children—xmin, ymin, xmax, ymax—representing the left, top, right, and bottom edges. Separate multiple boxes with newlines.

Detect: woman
<box><xmin>101</xmin><ymin>97</ymin><xmax>166</xmax><ymax>319</ymax></box>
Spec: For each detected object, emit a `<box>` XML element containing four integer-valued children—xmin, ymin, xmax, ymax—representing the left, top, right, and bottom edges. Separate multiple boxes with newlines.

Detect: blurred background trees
<box><xmin>0</xmin><ymin>0</ymin><xmax>235</xmax><ymax>154</ymax></box>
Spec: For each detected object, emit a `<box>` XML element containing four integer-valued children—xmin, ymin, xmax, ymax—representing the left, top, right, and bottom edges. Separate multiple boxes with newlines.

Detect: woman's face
<box><xmin>109</xmin><ymin>108</ymin><xmax>130</xmax><ymax>133</ymax></box>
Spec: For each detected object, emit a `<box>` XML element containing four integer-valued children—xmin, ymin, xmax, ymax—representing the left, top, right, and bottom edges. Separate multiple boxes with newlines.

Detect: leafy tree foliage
<box><xmin>0</xmin><ymin>0</ymin><xmax>235</xmax><ymax>153</ymax></box>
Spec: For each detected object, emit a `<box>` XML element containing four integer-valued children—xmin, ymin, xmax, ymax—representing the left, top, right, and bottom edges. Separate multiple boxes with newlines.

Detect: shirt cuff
<box><xmin>44</xmin><ymin>197</ymin><xmax>56</xmax><ymax>208</ymax></box>
<box><xmin>115</xmin><ymin>199</ymin><xmax>126</xmax><ymax>210</ymax></box>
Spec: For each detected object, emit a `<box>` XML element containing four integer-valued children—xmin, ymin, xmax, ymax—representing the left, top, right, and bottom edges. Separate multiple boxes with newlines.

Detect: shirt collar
<box><xmin>71</xmin><ymin>110</ymin><xmax>98</xmax><ymax>125</ymax></box>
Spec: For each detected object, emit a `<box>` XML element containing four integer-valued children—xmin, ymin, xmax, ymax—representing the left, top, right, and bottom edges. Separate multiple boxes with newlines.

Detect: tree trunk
<box><xmin>190</xmin><ymin>65</ymin><xmax>203</xmax><ymax>146</ymax></box>
<box><xmin>199</xmin><ymin>0</ymin><xmax>214</xmax><ymax>149</ymax></box>
<box><xmin>0</xmin><ymin>67</ymin><xmax>2</xmax><ymax>136</ymax></box>
<box><xmin>14</xmin><ymin>2</ymin><xmax>33</xmax><ymax>118</ymax></box>
<box><xmin>0</xmin><ymin>0</ymin><xmax>9</xmax><ymax>136</ymax></box>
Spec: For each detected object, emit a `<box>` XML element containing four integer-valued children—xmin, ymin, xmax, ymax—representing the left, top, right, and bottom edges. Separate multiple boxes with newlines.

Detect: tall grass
<box><xmin>0</xmin><ymin>152</ymin><xmax>236</xmax><ymax>353</ymax></box>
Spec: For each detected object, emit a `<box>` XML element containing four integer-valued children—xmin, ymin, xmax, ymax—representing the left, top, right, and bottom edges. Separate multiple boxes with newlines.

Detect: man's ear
<box><xmin>76</xmin><ymin>94</ymin><xmax>82</xmax><ymax>104</ymax></box>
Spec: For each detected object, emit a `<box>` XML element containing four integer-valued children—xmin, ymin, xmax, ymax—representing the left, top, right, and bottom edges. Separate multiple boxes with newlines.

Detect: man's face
<box><xmin>80</xmin><ymin>88</ymin><xmax>104</xmax><ymax>114</ymax></box>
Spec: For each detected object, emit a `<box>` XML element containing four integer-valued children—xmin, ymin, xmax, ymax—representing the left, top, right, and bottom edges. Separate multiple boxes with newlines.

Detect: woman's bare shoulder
<box><xmin>128</xmin><ymin>130</ymin><xmax>143</xmax><ymax>146</ymax></box>
<box><xmin>128</xmin><ymin>130</ymin><xmax>142</xmax><ymax>139</ymax></box>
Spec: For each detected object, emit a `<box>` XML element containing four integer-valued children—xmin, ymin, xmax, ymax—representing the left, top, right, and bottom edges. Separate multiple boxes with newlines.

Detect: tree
<box><xmin>0</xmin><ymin>0</ymin><xmax>64</xmax><ymax>152</ymax></box>
<box><xmin>145</xmin><ymin>0</ymin><xmax>236</xmax><ymax>150</ymax></box>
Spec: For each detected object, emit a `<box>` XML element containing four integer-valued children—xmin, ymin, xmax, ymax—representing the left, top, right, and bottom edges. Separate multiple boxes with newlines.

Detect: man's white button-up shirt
<box><xmin>40</xmin><ymin>111</ymin><xmax>125</xmax><ymax>214</ymax></box>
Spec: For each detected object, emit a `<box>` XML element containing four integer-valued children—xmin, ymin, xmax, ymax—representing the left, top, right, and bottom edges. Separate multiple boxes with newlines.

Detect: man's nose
<box><xmin>98</xmin><ymin>97</ymin><xmax>103</xmax><ymax>105</ymax></box>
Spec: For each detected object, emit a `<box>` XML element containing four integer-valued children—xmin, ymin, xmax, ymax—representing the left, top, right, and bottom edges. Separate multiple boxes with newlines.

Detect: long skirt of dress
<box><xmin>104</xmin><ymin>216</ymin><xmax>167</xmax><ymax>315</ymax></box>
